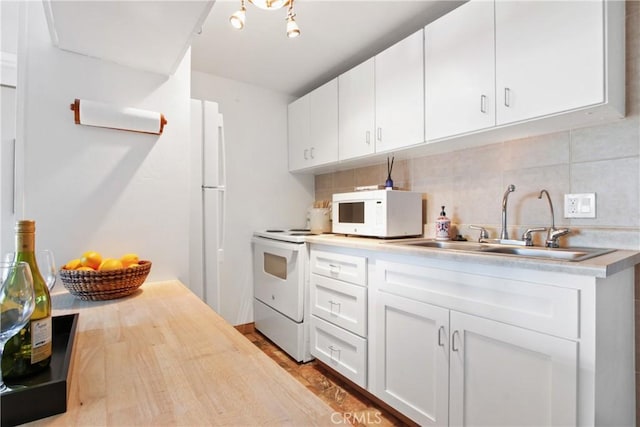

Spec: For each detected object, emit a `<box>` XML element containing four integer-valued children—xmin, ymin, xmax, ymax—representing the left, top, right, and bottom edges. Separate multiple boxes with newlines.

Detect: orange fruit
<box><xmin>99</xmin><ymin>258</ymin><xmax>123</xmax><ymax>271</ymax></box>
<box><xmin>120</xmin><ymin>253</ymin><xmax>139</xmax><ymax>268</ymax></box>
<box><xmin>80</xmin><ymin>251</ymin><xmax>102</xmax><ymax>270</ymax></box>
<box><xmin>76</xmin><ymin>266</ymin><xmax>95</xmax><ymax>271</ymax></box>
<box><xmin>64</xmin><ymin>259</ymin><xmax>82</xmax><ymax>270</ymax></box>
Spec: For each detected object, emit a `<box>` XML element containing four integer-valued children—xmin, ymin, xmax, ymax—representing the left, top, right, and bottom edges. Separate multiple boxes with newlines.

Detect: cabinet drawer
<box><xmin>310</xmin><ymin>316</ymin><xmax>367</xmax><ymax>388</ymax></box>
<box><xmin>311</xmin><ymin>274</ymin><xmax>367</xmax><ymax>337</ymax></box>
<box><xmin>375</xmin><ymin>260</ymin><xmax>580</xmax><ymax>339</ymax></box>
<box><xmin>310</xmin><ymin>249</ymin><xmax>367</xmax><ymax>286</ymax></box>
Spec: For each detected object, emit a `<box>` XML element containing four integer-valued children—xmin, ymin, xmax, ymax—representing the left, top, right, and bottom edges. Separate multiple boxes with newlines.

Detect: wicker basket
<box><xmin>59</xmin><ymin>260</ymin><xmax>152</xmax><ymax>301</ymax></box>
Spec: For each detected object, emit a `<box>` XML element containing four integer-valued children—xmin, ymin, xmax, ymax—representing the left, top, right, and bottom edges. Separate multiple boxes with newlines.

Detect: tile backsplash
<box><xmin>316</xmin><ymin>3</ymin><xmax>640</xmax><ymax>251</ymax></box>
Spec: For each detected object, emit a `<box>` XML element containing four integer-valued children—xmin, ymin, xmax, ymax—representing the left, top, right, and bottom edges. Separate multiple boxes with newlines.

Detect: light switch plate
<box><xmin>564</xmin><ymin>193</ymin><xmax>596</xmax><ymax>218</ymax></box>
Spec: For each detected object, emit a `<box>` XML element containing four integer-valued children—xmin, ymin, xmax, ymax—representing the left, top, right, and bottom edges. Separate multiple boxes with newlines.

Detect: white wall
<box><xmin>191</xmin><ymin>71</ymin><xmax>314</xmax><ymax>325</ymax></box>
<box><xmin>20</xmin><ymin>2</ymin><xmax>192</xmax><ymax>282</ymax></box>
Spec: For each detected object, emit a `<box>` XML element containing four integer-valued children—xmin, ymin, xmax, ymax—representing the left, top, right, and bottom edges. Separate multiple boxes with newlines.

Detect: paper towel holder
<box><xmin>70</xmin><ymin>98</ymin><xmax>168</xmax><ymax>135</ymax></box>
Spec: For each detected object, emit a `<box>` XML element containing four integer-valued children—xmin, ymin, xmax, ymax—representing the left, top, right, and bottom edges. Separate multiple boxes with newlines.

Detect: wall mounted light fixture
<box><xmin>229</xmin><ymin>0</ymin><xmax>300</xmax><ymax>38</ymax></box>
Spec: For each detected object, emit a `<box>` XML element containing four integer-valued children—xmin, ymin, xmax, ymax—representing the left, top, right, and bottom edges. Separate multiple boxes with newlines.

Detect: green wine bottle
<box><xmin>1</xmin><ymin>220</ymin><xmax>52</xmax><ymax>378</ymax></box>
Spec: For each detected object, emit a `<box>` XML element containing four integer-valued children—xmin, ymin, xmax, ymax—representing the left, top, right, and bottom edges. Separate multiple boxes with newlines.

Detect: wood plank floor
<box><xmin>237</xmin><ymin>324</ymin><xmax>418</xmax><ymax>427</ymax></box>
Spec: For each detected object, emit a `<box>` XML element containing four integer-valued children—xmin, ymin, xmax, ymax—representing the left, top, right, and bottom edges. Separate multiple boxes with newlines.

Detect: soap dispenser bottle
<box><xmin>435</xmin><ymin>206</ymin><xmax>451</xmax><ymax>241</ymax></box>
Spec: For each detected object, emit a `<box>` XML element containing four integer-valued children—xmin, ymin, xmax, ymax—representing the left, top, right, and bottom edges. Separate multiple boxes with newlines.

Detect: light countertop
<box><xmin>27</xmin><ymin>280</ymin><xmax>336</xmax><ymax>426</ymax></box>
<box><xmin>306</xmin><ymin>234</ymin><xmax>640</xmax><ymax>278</ymax></box>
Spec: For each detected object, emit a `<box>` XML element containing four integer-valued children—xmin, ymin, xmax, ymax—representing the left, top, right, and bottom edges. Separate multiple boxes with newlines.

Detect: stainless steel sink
<box><xmin>386</xmin><ymin>239</ymin><xmax>615</xmax><ymax>262</ymax></box>
<box><xmin>388</xmin><ymin>239</ymin><xmax>490</xmax><ymax>251</ymax></box>
<box><xmin>479</xmin><ymin>246</ymin><xmax>615</xmax><ymax>261</ymax></box>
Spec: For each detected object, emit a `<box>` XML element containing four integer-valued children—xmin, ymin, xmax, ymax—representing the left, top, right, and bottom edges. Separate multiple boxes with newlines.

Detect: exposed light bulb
<box><xmin>229</xmin><ymin>5</ymin><xmax>246</xmax><ymax>30</ymax></box>
<box><xmin>286</xmin><ymin>16</ymin><xmax>300</xmax><ymax>38</ymax></box>
<box><xmin>285</xmin><ymin>0</ymin><xmax>299</xmax><ymax>38</ymax></box>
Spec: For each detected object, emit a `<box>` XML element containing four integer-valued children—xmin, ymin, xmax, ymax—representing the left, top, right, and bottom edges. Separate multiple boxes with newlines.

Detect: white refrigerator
<box><xmin>190</xmin><ymin>99</ymin><xmax>225</xmax><ymax>313</ymax></box>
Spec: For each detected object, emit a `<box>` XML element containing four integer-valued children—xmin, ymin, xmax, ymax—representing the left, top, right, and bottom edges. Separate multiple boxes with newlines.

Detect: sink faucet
<box><xmin>500</xmin><ymin>184</ymin><xmax>516</xmax><ymax>240</ymax></box>
<box><xmin>538</xmin><ymin>189</ymin><xmax>570</xmax><ymax>248</ymax></box>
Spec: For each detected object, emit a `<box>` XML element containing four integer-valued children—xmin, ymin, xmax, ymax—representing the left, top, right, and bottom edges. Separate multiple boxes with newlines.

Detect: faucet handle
<box><xmin>546</xmin><ymin>228</ymin><xmax>570</xmax><ymax>248</ymax></box>
<box><xmin>469</xmin><ymin>225</ymin><xmax>489</xmax><ymax>242</ymax></box>
<box><xmin>522</xmin><ymin>227</ymin><xmax>546</xmax><ymax>246</ymax></box>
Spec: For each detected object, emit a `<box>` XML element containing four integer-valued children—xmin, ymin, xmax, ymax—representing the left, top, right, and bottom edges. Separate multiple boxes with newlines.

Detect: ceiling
<box><xmin>191</xmin><ymin>0</ymin><xmax>465</xmax><ymax>98</ymax></box>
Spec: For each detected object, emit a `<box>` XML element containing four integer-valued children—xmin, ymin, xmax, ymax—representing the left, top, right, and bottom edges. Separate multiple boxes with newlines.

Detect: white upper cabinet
<box><xmin>495</xmin><ymin>0</ymin><xmax>607</xmax><ymax>125</ymax></box>
<box><xmin>288</xmin><ymin>79</ymin><xmax>338</xmax><ymax>172</ymax></box>
<box><xmin>289</xmin><ymin>0</ymin><xmax>624</xmax><ymax>172</ymax></box>
<box><xmin>338</xmin><ymin>58</ymin><xmax>375</xmax><ymax>160</ymax></box>
<box><xmin>425</xmin><ymin>0</ymin><xmax>495</xmax><ymax>140</ymax></box>
<box><xmin>309</xmin><ymin>79</ymin><xmax>339</xmax><ymax>167</ymax></box>
<box><xmin>375</xmin><ymin>29</ymin><xmax>425</xmax><ymax>153</ymax></box>
<box><xmin>42</xmin><ymin>0</ymin><xmax>214</xmax><ymax>75</ymax></box>
<box><xmin>288</xmin><ymin>96</ymin><xmax>310</xmax><ymax>172</ymax></box>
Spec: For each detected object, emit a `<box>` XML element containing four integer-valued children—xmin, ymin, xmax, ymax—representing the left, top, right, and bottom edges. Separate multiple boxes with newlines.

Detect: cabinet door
<box><xmin>449</xmin><ymin>311</ymin><xmax>577</xmax><ymax>426</ymax></box>
<box><xmin>372</xmin><ymin>291</ymin><xmax>449</xmax><ymax>426</ymax></box>
<box><xmin>338</xmin><ymin>58</ymin><xmax>375</xmax><ymax>160</ymax></box>
<box><xmin>287</xmin><ymin>95</ymin><xmax>309</xmax><ymax>171</ymax></box>
<box><xmin>308</xmin><ymin>78</ymin><xmax>338</xmax><ymax>167</ymax></box>
<box><xmin>495</xmin><ymin>0</ymin><xmax>604</xmax><ymax>125</ymax></box>
<box><xmin>425</xmin><ymin>0</ymin><xmax>495</xmax><ymax>141</ymax></box>
<box><xmin>375</xmin><ymin>29</ymin><xmax>424</xmax><ymax>152</ymax></box>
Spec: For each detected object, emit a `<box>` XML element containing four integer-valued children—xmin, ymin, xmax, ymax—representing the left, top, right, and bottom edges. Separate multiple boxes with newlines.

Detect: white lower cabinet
<box><xmin>368</xmin><ymin>254</ymin><xmax>635</xmax><ymax>426</ymax></box>
<box><xmin>309</xmin><ymin>244</ymin><xmax>634</xmax><ymax>425</ymax></box>
<box><xmin>449</xmin><ymin>311</ymin><xmax>577</xmax><ymax>427</ymax></box>
<box><xmin>309</xmin><ymin>245</ymin><xmax>368</xmax><ymax>388</ymax></box>
<box><xmin>372</xmin><ymin>291</ymin><xmax>450</xmax><ymax>425</ymax></box>
<box><xmin>372</xmin><ymin>290</ymin><xmax>577</xmax><ymax>426</ymax></box>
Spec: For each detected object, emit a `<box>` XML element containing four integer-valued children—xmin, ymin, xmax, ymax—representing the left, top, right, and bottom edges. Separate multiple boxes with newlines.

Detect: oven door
<box><xmin>252</xmin><ymin>237</ymin><xmax>306</xmax><ymax>323</ymax></box>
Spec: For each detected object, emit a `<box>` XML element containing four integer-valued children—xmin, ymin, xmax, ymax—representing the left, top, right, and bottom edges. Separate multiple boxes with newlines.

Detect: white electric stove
<box><xmin>251</xmin><ymin>229</ymin><xmax>313</xmax><ymax>362</ymax></box>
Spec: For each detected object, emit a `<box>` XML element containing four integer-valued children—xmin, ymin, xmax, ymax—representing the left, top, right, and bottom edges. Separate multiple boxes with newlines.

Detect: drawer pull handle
<box><xmin>328</xmin><ymin>345</ymin><xmax>341</xmax><ymax>361</ymax></box>
<box><xmin>504</xmin><ymin>87</ymin><xmax>511</xmax><ymax>107</ymax></box>
<box><xmin>365</xmin><ymin>131</ymin><xmax>371</xmax><ymax>145</ymax></box>
<box><xmin>328</xmin><ymin>263</ymin><xmax>341</xmax><ymax>274</ymax></box>
<box><xmin>328</xmin><ymin>300</ymin><xmax>341</xmax><ymax>314</ymax></box>
<box><xmin>438</xmin><ymin>326</ymin><xmax>445</xmax><ymax>347</ymax></box>
<box><xmin>452</xmin><ymin>330</ymin><xmax>460</xmax><ymax>352</ymax></box>
<box><xmin>480</xmin><ymin>94</ymin><xmax>487</xmax><ymax>113</ymax></box>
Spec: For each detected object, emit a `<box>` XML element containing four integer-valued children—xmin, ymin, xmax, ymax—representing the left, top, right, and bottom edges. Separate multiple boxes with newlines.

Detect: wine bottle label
<box><xmin>30</xmin><ymin>316</ymin><xmax>52</xmax><ymax>364</ymax></box>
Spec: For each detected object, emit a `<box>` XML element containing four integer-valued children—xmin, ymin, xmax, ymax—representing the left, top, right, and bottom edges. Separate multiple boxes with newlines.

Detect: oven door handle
<box><xmin>251</xmin><ymin>237</ymin><xmax>304</xmax><ymax>254</ymax></box>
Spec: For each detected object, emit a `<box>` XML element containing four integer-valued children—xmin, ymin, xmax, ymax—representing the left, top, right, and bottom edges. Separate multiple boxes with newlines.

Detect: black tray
<box><xmin>1</xmin><ymin>313</ymin><xmax>79</xmax><ymax>426</ymax></box>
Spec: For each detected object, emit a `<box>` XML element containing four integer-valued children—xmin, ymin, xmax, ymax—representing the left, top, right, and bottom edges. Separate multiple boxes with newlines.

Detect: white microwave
<box><xmin>332</xmin><ymin>190</ymin><xmax>423</xmax><ymax>238</ymax></box>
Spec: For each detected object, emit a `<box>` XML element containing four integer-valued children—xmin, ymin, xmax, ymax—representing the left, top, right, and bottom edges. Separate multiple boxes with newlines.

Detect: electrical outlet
<box><xmin>564</xmin><ymin>193</ymin><xmax>596</xmax><ymax>218</ymax></box>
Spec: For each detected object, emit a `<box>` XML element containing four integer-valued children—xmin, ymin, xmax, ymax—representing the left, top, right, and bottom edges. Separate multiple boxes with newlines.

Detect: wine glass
<box><xmin>0</xmin><ymin>261</ymin><xmax>35</xmax><ymax>393</ymax></box>
<box><xmin>4</xmin><ymin>250</ymin><xmax>57</xmax><ymax>291</ymax></box>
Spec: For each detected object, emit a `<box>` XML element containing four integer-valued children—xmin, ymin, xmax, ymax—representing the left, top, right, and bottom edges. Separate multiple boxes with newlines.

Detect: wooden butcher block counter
<box><xmin>27</xmin><ymin>280</ymin><xmax>335</xmax><ymax>426</ymax></box>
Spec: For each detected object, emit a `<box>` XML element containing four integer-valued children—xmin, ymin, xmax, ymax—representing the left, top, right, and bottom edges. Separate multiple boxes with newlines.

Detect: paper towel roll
<box><xmin>70</xmin><ymin>99</ymin><xmax>167</xmax><ymax>135</ymax></box>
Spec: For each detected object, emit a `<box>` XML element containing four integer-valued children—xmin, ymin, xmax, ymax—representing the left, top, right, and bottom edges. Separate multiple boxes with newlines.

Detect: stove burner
<box><xmin>289</xmin><ymin>228</ymin><xmax>311</xmax><ymax>232</ymax></box>
<box><xmin>265</xmin><ymin>229</ymin><xmax>285</xmax><ymax>233</ymax></box>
